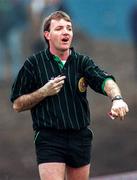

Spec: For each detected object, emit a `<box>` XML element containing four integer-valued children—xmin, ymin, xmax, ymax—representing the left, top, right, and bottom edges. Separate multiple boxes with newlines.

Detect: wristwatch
<box><xmin>112</xmin><ymin>95</ymin><xmax>123</xmax><ymax>102</ymax></box>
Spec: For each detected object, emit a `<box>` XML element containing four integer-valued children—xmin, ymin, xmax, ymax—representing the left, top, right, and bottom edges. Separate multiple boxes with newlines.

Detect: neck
<box><xmin>50</xmin><ymin>47</ymin><xmax>70</xmax><ymax>60</ymax></box>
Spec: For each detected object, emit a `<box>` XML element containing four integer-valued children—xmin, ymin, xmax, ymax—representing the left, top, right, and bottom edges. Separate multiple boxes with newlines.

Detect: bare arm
<box><xmin>13</xmin><ymin>76</ymin><xmax>66</xmax><ymax>112</ymax></box>
<box><xmin>104</xmin><ymin>79</ymin><xmax>129</xmax><ymax>120</ymax></box>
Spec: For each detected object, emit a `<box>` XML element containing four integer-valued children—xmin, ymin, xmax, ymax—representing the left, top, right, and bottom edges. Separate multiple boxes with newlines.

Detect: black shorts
<box><xmin>34</xmin><ymin>127</ymin><xmax>93</xmax><ymax>168</ymax></box>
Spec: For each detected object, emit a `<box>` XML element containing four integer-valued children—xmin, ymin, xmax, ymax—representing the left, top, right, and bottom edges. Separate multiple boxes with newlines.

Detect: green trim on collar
<box><xmin>53</xmin><ymin>55</ymin><xmax>64</xmax><ymax>69</ymax></box>
<box><xmin>101</xmin><ymin>77</ymin><xmax>113</xmax><ymax>95</ymax></box>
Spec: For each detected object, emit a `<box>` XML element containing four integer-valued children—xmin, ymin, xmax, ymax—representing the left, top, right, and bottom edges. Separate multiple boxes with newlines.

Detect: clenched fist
<box><xmin>109</xmin><ymin>99</ymin><xmax>129</xmax><ymax>120</ymax></box>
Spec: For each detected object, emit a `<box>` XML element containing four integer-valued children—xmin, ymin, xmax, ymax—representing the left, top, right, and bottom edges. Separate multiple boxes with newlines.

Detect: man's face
<box><xmin>44</xmin><ymin>18</ymin><xmax>73</xmax><ymax>52</ymax></box>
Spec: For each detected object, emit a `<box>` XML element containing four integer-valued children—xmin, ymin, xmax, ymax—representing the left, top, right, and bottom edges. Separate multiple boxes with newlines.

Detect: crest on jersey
<box><xmin>78</xmin><ymin>77</ymin><xmax>87</xmax><ymax>92</ymax></box>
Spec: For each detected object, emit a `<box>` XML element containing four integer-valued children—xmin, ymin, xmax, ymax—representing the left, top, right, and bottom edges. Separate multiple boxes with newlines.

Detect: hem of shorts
<box><xmin>66</xmin><ymin>161</ymin><xmax>91</xmax><ymax>168</ymax></box>
<box><xmin>37</xmin><ymin>160</ymin><xmax>66</xmax><ymax>166</ymax></box>
<box><xmin>37</xmin><ymin>160</ymin><xmax>91</xmax><ymax>168</ymax></box>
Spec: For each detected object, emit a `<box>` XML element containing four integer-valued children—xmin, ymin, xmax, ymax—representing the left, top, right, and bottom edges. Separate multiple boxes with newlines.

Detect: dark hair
<box><xmin>42</xmin><ymin>11</ymin><xmax>72</xmax><ymax>45</ymax></box>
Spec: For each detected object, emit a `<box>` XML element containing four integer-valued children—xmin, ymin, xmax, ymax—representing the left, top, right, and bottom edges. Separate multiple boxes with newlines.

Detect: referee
<box><xmin>10</xmin><ymin>11</ymin><xmax>129</xmax><ymax>180</ymax></box>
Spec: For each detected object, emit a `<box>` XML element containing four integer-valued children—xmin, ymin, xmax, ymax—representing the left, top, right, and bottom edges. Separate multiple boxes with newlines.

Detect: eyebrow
<box><xmin>55</xmin><ymin>25</ymin><xmax>72</xmax><ymax>28</ymax></box>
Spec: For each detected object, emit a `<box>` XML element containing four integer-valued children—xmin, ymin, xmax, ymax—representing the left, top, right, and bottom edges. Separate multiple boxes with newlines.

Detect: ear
<box><xmin>44</xmin><ymin>31</ymin><xmax>50</xmax><ymax>40</ymax></box>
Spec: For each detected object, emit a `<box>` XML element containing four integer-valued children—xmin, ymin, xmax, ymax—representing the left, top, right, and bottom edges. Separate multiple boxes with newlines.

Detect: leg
<box><xmin>66</xmin><ymin>164</ymin><xmax>90</xmax><ymax>180</ymax></box>
<box><xmin>38</xmin><ymin>162</ymin><xmax>66</xmax><ymax>180</ymax></box>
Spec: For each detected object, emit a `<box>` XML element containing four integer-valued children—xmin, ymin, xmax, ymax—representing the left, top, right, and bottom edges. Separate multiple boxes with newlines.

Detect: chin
<box><xmin>61</xmin><ymin>45</ymin><xmax>70</xmax><ymax>51</ymax></box>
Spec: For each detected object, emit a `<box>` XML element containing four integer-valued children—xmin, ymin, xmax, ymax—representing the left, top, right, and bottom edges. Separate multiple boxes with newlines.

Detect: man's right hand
<box><xmin>41</xmin><ymin>75</ymin><xmax>66</xmax><ymax>97</ymax></box>
<box><xmin>13</xmin><ymin>75</ymin><xmax>66</xmax><ymax>112</ymax></box>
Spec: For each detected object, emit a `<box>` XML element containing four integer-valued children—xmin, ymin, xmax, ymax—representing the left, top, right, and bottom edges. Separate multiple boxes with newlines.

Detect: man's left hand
<box><xmin>110</xmin><ymin>100</ymin><xmax>129</xmax><ymax>120</ymax></box>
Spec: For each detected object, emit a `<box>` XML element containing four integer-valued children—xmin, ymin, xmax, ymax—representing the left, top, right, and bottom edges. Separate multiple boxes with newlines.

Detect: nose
<box><xmin>62</xmin><ymin>28</ymin><xmax>69</xmax><ymax>34</ymax></box>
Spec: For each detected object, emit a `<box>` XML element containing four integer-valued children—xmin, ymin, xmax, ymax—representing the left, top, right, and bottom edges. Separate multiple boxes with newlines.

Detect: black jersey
<box><xmin>10</xmin><ymin>48</ymin><xmax>115</xmax><ymax>130</ymax></box>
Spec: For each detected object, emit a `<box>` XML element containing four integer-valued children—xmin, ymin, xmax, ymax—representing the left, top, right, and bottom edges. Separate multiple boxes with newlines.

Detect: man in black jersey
<box><xmin>11</xmin><ymin>11</ymin><xmax>129</xmax><ymax>180</ymax></box>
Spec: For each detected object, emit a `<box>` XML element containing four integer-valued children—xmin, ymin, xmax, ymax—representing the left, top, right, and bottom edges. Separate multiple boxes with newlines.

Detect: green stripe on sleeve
<box><xmin>101</xmin><ymin>77</ymin><xmax>113</xmax><ymax>95</ymax></box>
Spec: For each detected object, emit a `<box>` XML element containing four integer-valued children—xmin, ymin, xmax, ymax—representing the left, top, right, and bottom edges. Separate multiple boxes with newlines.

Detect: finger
<box><xmin>49</xmin><ymin>79</ymin><xmax>64</xmax><ymax>88</ymax></box>
<box><xmin>108</xmin><ymin>112</ymin><xmax>118</xmax><ymax>120</ymax></box>
<box><xmin>55</xmin><ymin>85</ymin><xmax>63</xmax><ymax>92</ymax></box>
<box><xmin>50</xmin><ymin>75</ymin><xmax>62</xmax><ymax>80</ymax></box>
<box><xmin>122</xmin><ymin>111</ymin><xmax>126</xmax><ymax>117</ymax></box>
<box><xmin>54</xmin><ymin>76</ymin><xmax>66</xmax><ymax>83</ymax></box>
<box><xmin>53</xmin><ymin>80</ymin><xmax>65</xmax><ymax>89</ymax></box>
<box><xmin>119</xmin><ymin>106</ymin><xmax>129</xmax><ymax>120</ymax></box>
<box><xmin>53</xmin><ymin>87</ymin><xmax>59</xmax><ymax>93</ymax></box>
<box><xmin>110</xmin><ymin>109</ymin><xmax>118</xmax><ymax>117</ymax></box>
<box><xmin>123</xmin><ymin>108</ymin><xmax>128</xmax><ymax>116</ymax></box>
<box><xmin>58</xmin><ymin>84</ymin><xmax>63</xmax><ymax>89</ymax></box>
<box><xmin>57</xmin><ymin>80</ymin><xmax>65</xmax><ymax>86</ymax></box>
<box><xmin>125</xmin><ymin>104</ymin><xmax>129</xmax><ymax>112</ymax></box>
<box><xmin>119</xmin><ymin>110</ymin><xmax>125</xmax><ymax>120</ymax></box>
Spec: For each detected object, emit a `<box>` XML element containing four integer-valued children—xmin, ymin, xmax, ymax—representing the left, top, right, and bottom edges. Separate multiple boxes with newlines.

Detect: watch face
<box><xmin>112</xmin><ymin>95</ymin><xmax>123</xmax><ymax>101</ymax></box>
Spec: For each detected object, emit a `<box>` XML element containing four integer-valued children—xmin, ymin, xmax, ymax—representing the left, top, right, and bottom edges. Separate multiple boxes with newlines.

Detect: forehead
<box><xmin>50</xmin><ymin>18</ymin><xmax>72</xmax><ymax>29</ymax></box>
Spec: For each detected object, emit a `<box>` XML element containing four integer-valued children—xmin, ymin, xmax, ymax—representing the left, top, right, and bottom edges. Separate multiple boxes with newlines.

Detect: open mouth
<box><xmin>61</xmin><ymin>37</ymin><xmax>69</xmax><ymax>42</ymax></box>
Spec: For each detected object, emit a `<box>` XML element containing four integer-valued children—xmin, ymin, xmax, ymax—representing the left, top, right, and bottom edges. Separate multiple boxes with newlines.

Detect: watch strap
<box><xmin>112</xmin><ymin>95</ymin><xmax>123</xmax><ymax>102</ymax></box>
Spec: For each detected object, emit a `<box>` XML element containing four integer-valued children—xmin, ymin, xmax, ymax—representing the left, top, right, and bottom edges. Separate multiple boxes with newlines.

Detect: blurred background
<box><xmin>0</xmin><ymin>0</ymin><xmax>137</xmax><ymax>179</ymax></box>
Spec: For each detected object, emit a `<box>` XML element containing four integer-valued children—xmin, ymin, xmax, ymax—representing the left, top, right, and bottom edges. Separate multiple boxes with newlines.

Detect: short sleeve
<box><xmin>10</xmin><ymin>60</ymin><xmax>36</xmax><ymax>102</ymax></box>
<box><xmin>82</xmin><ymin>57</ymin><xmax>115</xmax><ymax>95</ymax></box>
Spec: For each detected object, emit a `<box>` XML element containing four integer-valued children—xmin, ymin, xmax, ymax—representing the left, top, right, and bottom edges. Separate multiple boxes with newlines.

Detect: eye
<box><xmin>55</xmin><ymin>28</ymin><xmax>61</xmax><ymax>31</ymax></box>
<box><xmin>67</xmin><ymin>26</ymin><xmax>72</xmax><ymax>31</ymax></box>
<box><xmin>68</xmin><ymin>27</ymin><xmax>72</xmax><ymax>31</ymax></box>
<box><xmin>55</xmin><ymin>26</ymin><xmax>62</xmax><ymax>31</ymax></box>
